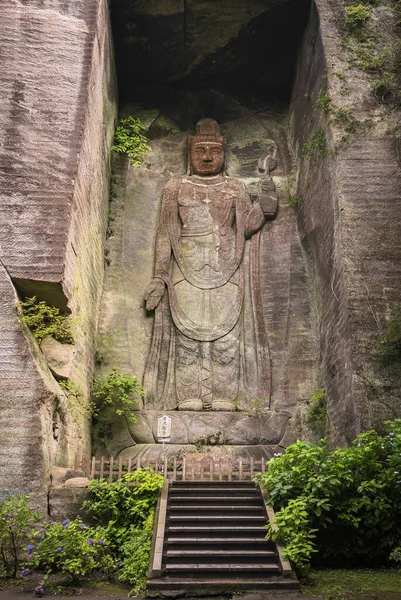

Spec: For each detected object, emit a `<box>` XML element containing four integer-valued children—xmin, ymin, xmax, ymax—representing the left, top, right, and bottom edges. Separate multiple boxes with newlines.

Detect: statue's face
<box><xmin>190</xmin><ymin>142</ymin><xmax>224</xmax><ymax>176</ymax></box>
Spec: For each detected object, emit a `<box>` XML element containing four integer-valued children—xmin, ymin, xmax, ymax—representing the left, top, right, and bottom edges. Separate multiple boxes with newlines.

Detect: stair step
<box><xmin>166</xmin><ymin>550</ymin><xmax>275</xmax><ymax>557</ymax></box>
<box><xmin>167</xmin><ymin>537</ymin><xmax>270</xmax><ymax>544</ymax></box>
<box><xmin>169</xmin><ymin>495</ymin><xmax>260</xmax><ymax>502</ymax></box>
<box><xmin>171</xmin><ymin>486</ymin><xmax>257</xmax><ymax>492</ymax></box>
<box><xmin>169</xmin><ymin>506</ymin><xmax>264</xmax><ymax>513</ymax></box>
<box><xmin>169</xmin><ymin>515</ymin><xmax>266</xmax><ymax>521</ymax></box>
<box><xmin>165</xmin><ymin>563</ymin><xmax>280</xmax><ymax>572</ymax></box>
<box><xmin>147</xmin><ymin>578</ymin><xmax>300</xmax><ymax>591</ymax></box>
<box><xmin>168</xmin><ymin>526</ymin><xmax>266</xmax><ymax>532</ymax></box>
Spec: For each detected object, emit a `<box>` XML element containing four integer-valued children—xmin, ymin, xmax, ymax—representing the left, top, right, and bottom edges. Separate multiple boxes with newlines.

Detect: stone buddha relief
<box><xmin>142</xmin><ymin>118</ymin><xmax>277</xmax><ymax>414</ymax></box>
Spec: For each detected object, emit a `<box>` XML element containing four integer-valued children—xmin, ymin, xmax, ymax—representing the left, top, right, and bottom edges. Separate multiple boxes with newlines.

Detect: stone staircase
<box><xmin>147</xmin><ymin>480</ymin><xmax>299</xmax><ymax>595</ymax></box>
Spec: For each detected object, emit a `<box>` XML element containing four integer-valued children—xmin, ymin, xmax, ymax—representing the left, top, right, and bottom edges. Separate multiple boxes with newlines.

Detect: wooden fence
<box><xmin>82</xmin><ymin>455</ymin><xmax>267</xmax><ymax>482</ymax></box>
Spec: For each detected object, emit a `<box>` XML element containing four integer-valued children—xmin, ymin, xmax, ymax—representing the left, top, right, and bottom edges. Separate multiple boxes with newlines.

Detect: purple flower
<box><xmin>40</xmin><ymin>535</ymin><xmax>45</xmax><ymax>540</ymax></box>
<box><xmin>99</xmin><ymin>539</ymin><xmax>104</xmax><ymax>545</ymax></box>
<box><xmin>88</xmin><ymin>539</ymin><xmax>94</xmax><ymax>546</ymax></box>
<box><xmin>21</xmin><ymin>568</ymin><xmax>30</xmax><ymax>576</ymax></box>
<box><xmin>27</xmin><ymin>555</ymin><xmax>33</xmax><ymax>560</ymax></box>
<box><xmin>34</xmin><ymin>585</ymin><xmax>44</xmax><ymax>597</ymax></box>
<box><xmin>81</xmin><ymin>524</ymin><xmax>86</xmax><ymax>529</ymax></box>
<box><xmin>63</xmin><ymin>525</ymin><xmax>68</xmax><ymax>530</ymax></box>
<box><xmin>50</xmin><ymin>521</ymin><xmax>55</xmax><ymax>525</ymax></box>
<box><xmin>26</xmin><ymin>544</ymin><xmax>34</xmax><ymax>553</ymax></box>
<box><xmin>62</xmin><ymin>518</ymin><xmax>70</xmax><ymax>525</ymax></box>
<box><xmin>56</xmin><ymin>547</ymin><xmax>62</xmax><ymax>552</ymax></box>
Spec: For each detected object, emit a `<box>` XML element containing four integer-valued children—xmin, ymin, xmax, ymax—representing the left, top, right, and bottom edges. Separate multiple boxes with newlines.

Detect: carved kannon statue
<box><xmin>143</xmin><ymin>118</ymin><xmax>276</xmax><ymax>412</ymax></box>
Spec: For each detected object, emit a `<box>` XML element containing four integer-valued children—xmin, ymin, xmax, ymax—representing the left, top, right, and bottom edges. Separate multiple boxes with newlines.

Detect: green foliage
<box><xmin>344</xmin><ymin>4</ymin><xmax>371</xmax><ymax>30</ymax></box>
<box><xmin>28</xmin><ymin>518</ymin><xmax>114</xmax><ymax>581</ymax></box>
<box><xmin>117</xmin><ymin>513</ymin><xmax>154</xmax><ymax>594</ymax></box>
<box><xmin>304</xmin><ymin>388</ymin><xmax>327</xmax><ymax>437</ymax></box>
<box><xmin>91</xmin><ymin>367</ymin><xmax>144</xmax><ymax>423</ymax></box>
<box><xmin>302</xmin><ymin>127</ymin><xmax>328</xmax><ymax>162</ymax></box>
<box><xmin>111</xmin><ymin>117</ymin><xmax>151</xmax><ymax>166</ymax></box>
<box><xmin>0</xmin><ymin>490</ymin><xmax>42</xmax><ymax>578</ymax></box>
<box><xmin>59</xmin><ymin>380</ymin><xmax>83</xmax><ymax>401</ymax></box>
<box><xmin>18</xmin><ymin>297</ymin><xmax>73</xmax><ymax>344</ymax></box>
<box><xmin>315</xmin><ymin>92</ymin><xmax>331</xmax><ymax>113</ymax></box>
<box><xmin>389</xmin><ymin>547</ymin><xmax>401</xmax><ymax>563</ymax></box>
<box><xmin>340</xmin><ymin>1</ymin><xmax>401</xmax><ymax>104</ymax></box>
<box><xmin>84</xmin><ymin>470</ymin><xmax>163</xmax><ymax>595</ymax></box>
<box><xmin>257</xmin><ymin>420</ymin><xmax>401</xmax><ymax>573</ymax></box>
<box><xmin>84</xmin><ymin>469</ymin><xmax>163</xmax><ymax>532</ymax></box>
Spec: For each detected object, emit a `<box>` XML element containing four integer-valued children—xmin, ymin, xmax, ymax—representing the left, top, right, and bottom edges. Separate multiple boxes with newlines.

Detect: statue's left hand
<box><xmin>144</xmin><ymin>278</ymin><xmax>166</xmax><ymax>311</ymax></box>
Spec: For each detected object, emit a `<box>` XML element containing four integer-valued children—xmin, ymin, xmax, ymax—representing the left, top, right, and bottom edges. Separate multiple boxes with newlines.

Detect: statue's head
<box><xmin>188</xmin><ymin>118</ymin><xmax>225</xmax><ymax>176</ymax></box>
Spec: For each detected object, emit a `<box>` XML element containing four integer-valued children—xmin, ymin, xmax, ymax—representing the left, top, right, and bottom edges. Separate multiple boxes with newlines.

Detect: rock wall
<box><xmin>290</xmin><ymin>0</ymin><xmax>401</xmax><ymax>443</ymax></box>
<box><xmin>0</xmin><ymin>0</ymin><xmax>117</xmax><ymax>508</ymax></box>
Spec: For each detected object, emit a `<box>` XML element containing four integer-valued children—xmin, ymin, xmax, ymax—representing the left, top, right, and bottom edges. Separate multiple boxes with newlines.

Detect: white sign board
<box><xmin>157</xmin><ymin>415</ymin><xmax>172</xmax><ymax>441</ymax></box>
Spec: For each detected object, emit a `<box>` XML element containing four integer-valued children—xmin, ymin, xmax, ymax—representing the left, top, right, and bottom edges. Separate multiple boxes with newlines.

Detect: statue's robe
<box><xmin>144</xmin><ymin>174</ymin><xmax>271</xmax><ymax>411</ymax></box>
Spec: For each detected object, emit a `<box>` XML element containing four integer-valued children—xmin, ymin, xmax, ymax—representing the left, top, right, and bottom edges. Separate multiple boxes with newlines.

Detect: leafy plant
<box><xmin>111</xmin><ymin>117</ymin><xmax>151</xmax><ymax>166</ymax></box>
<box><xmin>257</xmin><ymin>420</ymin><xmax>401</xmax><ymax>574</ymax></box>
<box><xmin>315</xmin><ymin>92</ymin><xmax>331</xmax><ymax>113</ymax></box>
<box><xmin>84</xmin><ymin>469</ymin><xmax>163</xmax><ymax>533</ymax></box>
<box><xmin>0</xmin><ymin>490</ymin><xmax>42</xmax><ymax>578</ymax></box>
<box><xmin>117</xmin><ymin>512</ymin><xmax>154</xmax><ymax>594</ymax></box>
<box><xmin>345</xmin><ymin>4</ymin><xmax>371</xmax><ymax>31</ymax></box>
<box><xmin>91</xmin><ymin>367</ymin><xmax>144</xmax><ymax>423</ymax></box>
<box><xmin>27</xmin><ymin>518</ymin><xmax>114</xmax><ymax>582</ymax></box>
<box><xmin>302</xmin><ymin>127</ymin><xmax>328</xmax><ymax>162</ymax></box>
<box><xmin>304</xmin><ymin>388</ymin><xmax>327</xmax><ymax>437</ymax></box>
<box><xmin>18</xmin><ymin>297</ymin><xmax>73</xmax><ymax>344</ymax></box>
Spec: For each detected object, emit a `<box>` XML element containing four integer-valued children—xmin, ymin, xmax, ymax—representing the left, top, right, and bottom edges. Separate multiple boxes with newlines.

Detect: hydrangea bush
<box><xmin>257</xmin><ymin>419</ymin><xmax>401</xmax><ymax>573</ymax></box>
<box><xmin>0</xmin><ymin>490</ymin><xmax>41</xmax><ymax>578</ymax></box>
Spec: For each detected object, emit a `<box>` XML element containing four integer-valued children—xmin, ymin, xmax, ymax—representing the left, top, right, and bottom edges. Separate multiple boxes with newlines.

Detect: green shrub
<box><xmin>18</xmin><ymin>297</ymin><xmax>73</xmax><ymax>344</ymax></box>
<box><xmin>0</xmin><ymin>490</ymin><xmax>42</xmax><ymax>578</ymax></box>
<box><xmin>91</xmin><ymin>367</ymin><xmax>144</xmax><ymax>423</ymax></box>
<box><xmin>24</xmin><ymin>470</ymin><xmax>163</xmax><ymax>591</ymax></box>
<box><xmin>117</xmin><ymin>512</ymin><xmax>154</xmax><ymax>594</ymax></box>
<box><xmin>345</xmin><ymin>4</ymin><xmax>371</xmax><ymax>30</ymax></box>
<box><xmin>257</xmin><ymin>420</ymin><xmax>401</xmax><ymax>574</ymax></box>
<box><xmin>84</xmin><ymin>470</ymin><xmax>163</xmax><ymax>594</ymax></box>
<box><xmin>28</xmin><ymin>518</ymin><xmax>114</xmax><ymax>582</ymax></box>
<box><xmin>304</xmin><ymin>388</ymin><xmax>327</xmax><ymax>436</ymax></box>
<box><xmin>111</xmin><ymin>116</ymin><xmax>151</xmax><ymax>166</ymax></box>
<box><xmin>84</xmin><ymin>469</ymin><xmax>163</xmax><ymax>533</ymax></box>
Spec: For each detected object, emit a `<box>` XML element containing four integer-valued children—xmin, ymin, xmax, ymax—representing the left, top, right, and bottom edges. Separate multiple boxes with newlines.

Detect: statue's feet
<box><xmin>178</xmin><ymin>400</ymin><xmax>204</xmax><ymax>411</ymax></box>
<box><xmin>212</xmin><ymin>401</ymin><xmax>235</xmax><ymax>411</ymax></box>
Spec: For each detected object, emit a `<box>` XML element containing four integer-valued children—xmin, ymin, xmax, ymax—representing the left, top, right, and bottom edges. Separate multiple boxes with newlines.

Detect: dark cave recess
<box><xmin>111</xmin><ymin>0</ymin><xmax>312</xmax><ymax>120</ymax></box>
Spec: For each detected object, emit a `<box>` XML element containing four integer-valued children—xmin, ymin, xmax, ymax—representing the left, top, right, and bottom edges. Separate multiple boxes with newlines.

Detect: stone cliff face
<box><xmin>0</xmin><ymin>0</ymin><xmax>400</xmax><ymax>501</ymax></box>
<box><xmin>291</xmin><ymin>0</ymin><xmax>401</xmax><ymax>443</ymax></box>
<box><xmin>0</xmin><ymin>0</ymin><xmax>117</xmax><ymax>510</ymax></box>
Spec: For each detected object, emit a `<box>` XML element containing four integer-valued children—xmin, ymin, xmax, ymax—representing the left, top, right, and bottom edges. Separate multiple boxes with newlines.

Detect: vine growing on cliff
<box><xmin>111</xmin><ymin>116</ymin><xmax>151</xmax><ymax>166</ymax></box>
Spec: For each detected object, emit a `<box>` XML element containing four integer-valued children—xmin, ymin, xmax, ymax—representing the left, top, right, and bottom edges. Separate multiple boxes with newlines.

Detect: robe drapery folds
<box><xmin>143</xmin><ymin>174</ymin><xmax>271</xmax><ymax>411</ymax></box>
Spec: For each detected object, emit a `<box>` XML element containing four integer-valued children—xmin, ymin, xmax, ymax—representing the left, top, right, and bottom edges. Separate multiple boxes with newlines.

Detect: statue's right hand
<box><xmin>144</xmin><ymin>278</ymin><xmax>166</xmax><ymax>311</ymax></box>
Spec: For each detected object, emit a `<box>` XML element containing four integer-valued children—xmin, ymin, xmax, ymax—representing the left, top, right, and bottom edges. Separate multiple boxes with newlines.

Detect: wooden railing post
<box><xmin>149</xmin><ymin>479</ymin><xmax>169</xmax><ymax>578</ymax></box>
<box><xmin>259</xmin><ymin>482</ymin><xmax>293</xmax><ymax>578</ymax></box>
